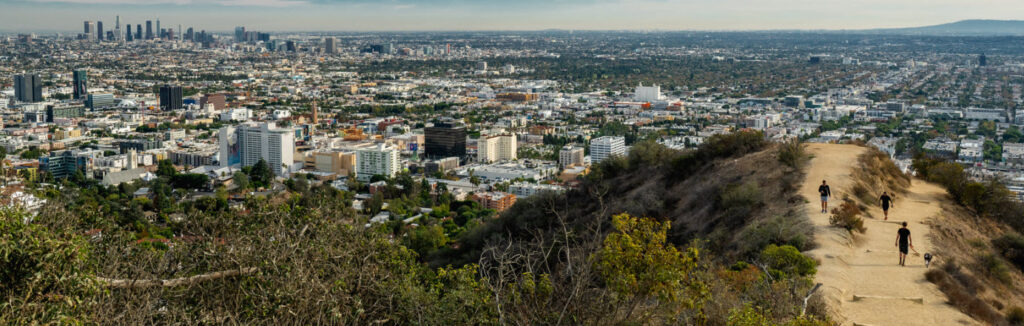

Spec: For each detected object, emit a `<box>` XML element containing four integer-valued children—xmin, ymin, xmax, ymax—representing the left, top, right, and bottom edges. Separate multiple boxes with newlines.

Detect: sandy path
<box><xmin>802</xmin><ymin>143</ymin><xmax>976</xmax><ymax>326</ymax></box>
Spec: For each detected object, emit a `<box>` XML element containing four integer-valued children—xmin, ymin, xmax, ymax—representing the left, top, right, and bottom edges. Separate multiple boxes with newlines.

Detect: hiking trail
<box><xmin>802</xmin><ymin>143</ymin><xmax>977</xmax><ymax>326</ymax></box>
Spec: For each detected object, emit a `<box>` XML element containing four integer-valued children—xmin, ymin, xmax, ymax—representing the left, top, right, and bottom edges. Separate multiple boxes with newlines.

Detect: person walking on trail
<box><xmin>879</xmin><ymin>191</ymin><xmax>894</xmax><ymax>220</ymax></box>
<box><xmin>818</xmin><ymin>180</ymin><xmax>831</xmax><ymax>213</ymax></box>
<box><xmin>896</xmin><ymin>222</ymin><xmax>913</xmax><ymax>267</ymax></box>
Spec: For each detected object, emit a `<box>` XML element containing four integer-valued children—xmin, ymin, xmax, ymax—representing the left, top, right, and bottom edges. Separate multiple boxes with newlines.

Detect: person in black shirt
<box><xmin>879</xmin><ymin>191</ymin><xmax>894</xmax><ymax>220</ymax></box>
<box><xmin>895</xmin><ymin>222</ymin><xmax>913</xmax><ymax>266</ymax></box>
<box><xmin>818</xmin><ymin>180</ymin><xmax>831</xmax><ymax>213</ymax></box>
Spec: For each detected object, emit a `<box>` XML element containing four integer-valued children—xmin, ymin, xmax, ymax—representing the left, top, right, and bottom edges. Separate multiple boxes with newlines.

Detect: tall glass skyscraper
<box><xmin>73</xmin><ymin>70</ymin><xmax>87</xmax><ymax>100</ymax></box>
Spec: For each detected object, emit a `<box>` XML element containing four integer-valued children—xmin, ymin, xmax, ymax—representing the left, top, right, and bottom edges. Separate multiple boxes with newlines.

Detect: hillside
<box><xmin>802</xmin><ymin>143</ymin><xmax>1024</xmax><ymax>326</ymax></box>
<box><xmin>866</xmin><ymin>19</ymin><xmax>1024</xmax><ymax>36</ymax></box>
<box><xmin>801</xmin><ymin>144</ymin><xmax>976</xmax><ymax>325</ymax></box>
<box><xmin>1</xmin><ymin>132</ymin><xmax>833</xmax><ymax>324</ymax></box>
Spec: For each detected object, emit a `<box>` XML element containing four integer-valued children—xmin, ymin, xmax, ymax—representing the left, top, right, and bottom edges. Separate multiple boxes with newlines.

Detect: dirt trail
<box><xmin>802</xmin><ymin>143</ymin><xmax>977</xmax><ymax>326</ymax></box>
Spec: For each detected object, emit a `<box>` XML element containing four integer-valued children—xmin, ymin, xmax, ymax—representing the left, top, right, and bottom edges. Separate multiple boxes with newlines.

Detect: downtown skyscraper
<box><xmin>14</xmin><ymin>74</ymin><xmax>43</xmax><ymax>103</ymax></box>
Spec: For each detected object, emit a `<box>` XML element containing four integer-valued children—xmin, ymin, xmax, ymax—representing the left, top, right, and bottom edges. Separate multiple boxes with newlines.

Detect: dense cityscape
<box><xmin>7</xmin><ymin>12</ymin><xmax>1024</xmax><ymax>325</ymax></box>
<box><xmin>5</xmin><ymin>17</ymin><xmax>1024</xmax><ymax>208</ymax></box>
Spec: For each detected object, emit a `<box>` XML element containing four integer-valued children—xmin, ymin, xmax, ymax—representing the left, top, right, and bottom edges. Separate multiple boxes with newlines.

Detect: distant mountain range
<box><xmin>862</xmin><ymin>19</ymin><xmax>1024</xmax><ymax>36</ymax></box>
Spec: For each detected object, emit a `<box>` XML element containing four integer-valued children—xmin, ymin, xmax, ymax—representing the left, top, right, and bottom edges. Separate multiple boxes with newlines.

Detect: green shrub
<box><xmin>720</xmin><ymin>182</ymin><xmax>764</xmax><ymax>210</ymax></box>
<box><xmin>978</xmin><ymin>253</ymin><xmax>1012</xmax><ymax>284</ymax></box>
<box><xmin>777</xmin><ymin>138</ymin><xmax>808</xmax><ymax>170</ymax></box>
<box><xmin>1007</xmin><ymin>306</ymin><xmax>1024</xmax><ymax>325</ymax></box>
<box><xmin>760</xmin><ymin>244</ymin><xmax>817</xmax><ymax>279</ymax></box>
<box><xmin>829</xmin><ymin>201</ymin><xmax>865</xmax><ymax>234</ymax></box>
<box><xmin>967</xmin><ymin>238</ymin><xmax>989</xmax><ymax>250</ymax></box>
<box><xmin>737</xmin><ymin>215</ymin><xmax>813</xmax><ymax>256</ymax></box>
<box><xmin>727</xmin><ymin>304</ymin><xmax>773</xmax><ymax>326</ymax></box>
<box><xmin>992</xmin><ymin>233</ymin><xmax>1024</xmax><ymax>270</ymax></box>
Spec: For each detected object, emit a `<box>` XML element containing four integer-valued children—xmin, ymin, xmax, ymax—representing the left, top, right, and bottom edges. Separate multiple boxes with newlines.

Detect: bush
<box><xmin>777</xmin><ymin>138</ymin><xmax>808</xmax><ymax>170</ymax></box>
<box><xmin>992</xmin><ymin>233</ymin><xmax>1024</xmax><ymax>270</ymax></box>
<box><xmin>829</xmin><ymin>201</ymin><xmax>865</xmax><ymax>234</ymax></box>
<box><xmin>926</xmin><ymin>262</ymin><xmax>1004</xmax><ymax>324</ymax></box>
<box><xmin>736</xmin><ymin>215</ymin><xmax>814</xmax><ymax>256</ymax></box>
<box><xmin>760</xmin><ymin>244</ymin><xmax>817</xmax><ymax>279</ymax></box>
<box><xmin>672</xmin><ymin>130</ymin><xmax>767</xmax><ymax>179</ymax></box>
<box><xmin>720</xmin><ymin>182</ymin><xmax>764</xmax><ymax>210</ymax></box>
<box><xmin>1007</xmin><ymin>307</ymin><xmax>1024</xmax><ymax>325</ymax></box>
<box><xmin>978</xmin><ymin>253</ymin><xmax>1012</xmax><ymax>284</ymax></box>
<box><xmin>851</xmin><ymin>182</ymin><xmax>874</xmax><ymax>204</ymax></box>
<box><xmin>914</xmin><ymin>155</ymin><xmax>1024</xmax><ymax>233</ymax></box>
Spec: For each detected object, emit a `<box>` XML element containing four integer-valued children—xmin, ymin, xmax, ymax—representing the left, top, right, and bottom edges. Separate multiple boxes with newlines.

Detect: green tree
<box><xmin>407</xmin><ymin>224</ymin><xmax>449</xmax><ymax>258</ymax></box>
<box><xmin>984</xmin><ymin>140</ymin><xmax>1002</xmax><ymax>161</ymax></box>
<box><xmin>249</xmin><ymin>159</ymin><xmax>274</xmax><ymax>188</ymax></box>
<box><xmin>156</xmin><ymin>159</ymin><xmax>177</xmax><ymax>177</ymax></box>
<box><xmin>595</xmin><ymin>213</ymin><xmax>705</xmax><ymax>322</ymax></box>
<box><xmin>232</xmin><ymin>171</ymin><xmax>249</xmax><ymax>191</ymax></box>
<box><xmin>978</xmin><ymin>120</ymin><xmax>998</xmax><ymax>138</ymax></box>
<box><xmin>1004</xmin><ymin>126</ymin><xmax>1024</xmax><ymax>143</ymax></box>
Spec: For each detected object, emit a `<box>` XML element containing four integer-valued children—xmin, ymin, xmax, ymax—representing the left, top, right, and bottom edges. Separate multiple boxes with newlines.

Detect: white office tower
<box><xmin>219</xmin><ymin>122</ymin><xmax>295</xmax><ymax>176</ymax></box>
<box><xmin>356</xmin><ymin>143</ymin><xmax>400</xmax><ymax>181</ymax></box>
<box><xmin>590</xmin><ymin>136</ymin><xmax>625</xmax><ymax>164</ymax></box>
<box><xmin>633</xmin><ymin>83</ymin><xmax>662</xmax><ymax>102</ymax></box>
<box><xmin>478</xmin><ymin>134</ymin><xmax>517</xmax><ymax>163</ymax></box>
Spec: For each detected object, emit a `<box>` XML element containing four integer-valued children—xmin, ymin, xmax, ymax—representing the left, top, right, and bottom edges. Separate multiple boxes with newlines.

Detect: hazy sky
<box><xmin>2</xmin><ymin>0</ymin><xmax>1024</xmax><ymax>32</ymax></box>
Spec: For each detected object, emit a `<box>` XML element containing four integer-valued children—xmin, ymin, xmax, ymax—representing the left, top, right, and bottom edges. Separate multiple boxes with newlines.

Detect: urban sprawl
<box><xmin>4</xmin><ymin>17</ymin><xmax>1024</xmax><ymax>219</ymax></box>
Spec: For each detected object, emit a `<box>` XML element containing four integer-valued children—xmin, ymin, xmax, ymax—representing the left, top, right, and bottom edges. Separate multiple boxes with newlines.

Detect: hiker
<box><xmin>879</xmin><ymin>191</ymin><xmax>894</xmax><ymax>220</ymax></box>
<box><xmin>818</xmin><ymin>180</ymin><xmax>831</xmax><ymax>213</ymax></box>
<box><xmin>896</xmin><ymin>222</ymin><xmax>913</xmax><ymax>266</ymax></box>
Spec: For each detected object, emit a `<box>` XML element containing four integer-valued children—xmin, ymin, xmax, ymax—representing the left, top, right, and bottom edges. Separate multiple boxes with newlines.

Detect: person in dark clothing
<box><xmin>896</xmin><ymin>222</ymin><xmax>913</xmax><ymax>266</ymax></box>
<box><xmin>879</xmin><ymin>191</ymin><xmax>894</xmax><ymax>220</ymax></box>
<box><xmin>818</xmin><ymin>180</ymin><xmax>831</xmax><ymax>213</ymax></box>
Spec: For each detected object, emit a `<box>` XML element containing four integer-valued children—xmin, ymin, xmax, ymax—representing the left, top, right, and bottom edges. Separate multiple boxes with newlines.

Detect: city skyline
<box><xmin>3</xmin><ymin>0</ymin><xmax>1024</xmax><ymax>32</ymax></box>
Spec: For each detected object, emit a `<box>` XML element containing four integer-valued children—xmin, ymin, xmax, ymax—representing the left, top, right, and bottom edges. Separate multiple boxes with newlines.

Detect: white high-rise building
<box><xmin>477</xmin><ymin>134</ymin><xmax>517</xmax><ymax>163</ymax></box>
<box><xmin>633</xmin><ymin>83</ymin><xmax>662</xmax><ymax>102</ymax></box>
<box><xmin>356</xmin><ymin>143</ymin><xmax>401</xmax><ymax>181</ymax></box>
<box><xmin>590</xmin><ymin>136</ymin><xmax>625</xmax><ymax>164</ymax></box>
<box><xmin>219</xmin><ymin>122</ymin><xmax>295</xmax><ymax>176</ymax></box>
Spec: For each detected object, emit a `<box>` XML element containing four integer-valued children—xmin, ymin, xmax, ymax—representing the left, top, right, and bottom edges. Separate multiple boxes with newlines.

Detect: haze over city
<box><xmin>4</xmin><ymin>0</ymin><xmax>1024</xmax><ymax>32</ymax></box>
<box><xmin>9</xmin><ymin>0</ymin><xmax>1024</xmax><ymax>324</ymax></box>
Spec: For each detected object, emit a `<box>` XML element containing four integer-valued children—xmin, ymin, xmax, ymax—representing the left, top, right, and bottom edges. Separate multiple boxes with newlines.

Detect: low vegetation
<box><xmin>913</xmin><ymin>156</ymin><xmax>1024</xmax><ymax>231</ymax></box>
<box><xmin>926</xmin><ymin>261</ymin><xmax>1007</xmax><ymax>325</ymax></box>
<box><xmin>829</xmin><ymin>200</ymin><xmax>866</xmax><ymax>234</ymax></box>
<box><xmin>851</xmin><ymin>148</ymin><xmax>911</xmax><ymax>207</ymax></box>
<box><xmin>777</xmin><ymin>138</ymin><xmax>809</xmax><ymax>170</ymax></box>
<box><xmin>993</xmin><ymin>233</ymin><xmax>1024</xmax><ymax>270</ymax></box>
<box><xmin>1</xmin><ymin>131</ymin><xmax>832</xmax><ymax>324</ymax></box>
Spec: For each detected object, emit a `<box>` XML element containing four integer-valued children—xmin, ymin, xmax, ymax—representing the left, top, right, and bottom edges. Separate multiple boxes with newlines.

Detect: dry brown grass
<box><xmin>849</xmin><ymin>149</ymin><xmax>911</xmax><ymax>207</ymax></box>
<box><xmin>927</xmin><ymin>201</ymin><xmax>1024</xmax><ymax>323</ymax></box>
<box><xmin>926</xmin><ymin>261</ymin><xmax>1007</xmax><ymax>325</ymax></box>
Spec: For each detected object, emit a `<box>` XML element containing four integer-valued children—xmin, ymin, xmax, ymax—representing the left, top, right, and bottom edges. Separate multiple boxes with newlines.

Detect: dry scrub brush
<box><xmin>850</xmin><ymin>149</ymin><xmax>911</xmax><ymax>206</ymax></box>
<box><xmin>829</xmin><ymin>200</ymin><xmax>866</xmax><ymax>234</ymax></box>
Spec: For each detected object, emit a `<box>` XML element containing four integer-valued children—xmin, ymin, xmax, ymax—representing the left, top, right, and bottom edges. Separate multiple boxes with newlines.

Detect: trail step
<box><xmin>853</xmin><ymin>323</ymin><xmax>877</xmax><ymax>326</ymax></box>
<box><xmin>851</xmin><ymin>294</ymin><xmax>923</xmax><ymax>304</ymax></box>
